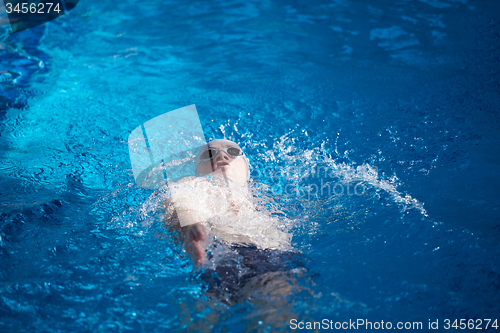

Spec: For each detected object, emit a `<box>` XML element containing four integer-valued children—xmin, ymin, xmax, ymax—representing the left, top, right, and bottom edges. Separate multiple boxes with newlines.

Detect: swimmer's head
<box><xmin>195</xmin><ymin>139</ymin><xmax>250</xmax><ymax>186</ymax></box>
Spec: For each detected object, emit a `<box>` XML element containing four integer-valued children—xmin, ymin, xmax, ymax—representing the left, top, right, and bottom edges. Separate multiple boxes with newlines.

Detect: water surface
<box><xmin>1</xmin><ymin>0</ymin><xmax>499</xmax><ymax>331</ymax></box>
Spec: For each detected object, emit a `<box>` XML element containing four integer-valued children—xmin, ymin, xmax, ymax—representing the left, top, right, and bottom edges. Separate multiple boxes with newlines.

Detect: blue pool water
<box><xmin>1</xmin><ymin>0</ymin><xmax>500</xmax><ymax>331</ymax></box>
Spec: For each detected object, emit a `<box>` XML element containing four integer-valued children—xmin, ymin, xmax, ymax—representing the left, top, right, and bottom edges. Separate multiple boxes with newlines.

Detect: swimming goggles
<box><xmin>199</xmin><ymin>146</ymin><xmax>244</xmax><ymax>161</ymax></box>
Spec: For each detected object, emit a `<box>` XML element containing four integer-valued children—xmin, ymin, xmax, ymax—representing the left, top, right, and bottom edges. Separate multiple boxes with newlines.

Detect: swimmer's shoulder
<box><xmin>160</xmin><ymin>176</ymin><xmax>198</xmax><ymax>201</ymax></box>
<box><xmin>161</xmin><ymin>176</ymin><xmax>203</xmax><ymax>226</ymax></box>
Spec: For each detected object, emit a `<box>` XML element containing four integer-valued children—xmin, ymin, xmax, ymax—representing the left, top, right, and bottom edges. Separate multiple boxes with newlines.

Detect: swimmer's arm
<box><xmin>162</xmin><ymin>198</ymin><xmax>207</xmax><ymax>265</ymax></box>
<box><xmin>181</xmin><ymin>223</ymin><xmax>207</xmax><ymax>265</ymax></box>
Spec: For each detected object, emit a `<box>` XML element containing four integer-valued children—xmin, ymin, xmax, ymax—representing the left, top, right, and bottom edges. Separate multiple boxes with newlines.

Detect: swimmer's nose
<box><xmin>214</xmin><ymin>151</ymin><xmax>230</xmax><ymax>162</ymax></box>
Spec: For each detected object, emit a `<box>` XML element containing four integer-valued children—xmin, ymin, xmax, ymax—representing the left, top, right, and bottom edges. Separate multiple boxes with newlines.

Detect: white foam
<box><xmin>264</xmin><ymin>135</ymin><xmax>428</xmax><ymax>217</ymax></box>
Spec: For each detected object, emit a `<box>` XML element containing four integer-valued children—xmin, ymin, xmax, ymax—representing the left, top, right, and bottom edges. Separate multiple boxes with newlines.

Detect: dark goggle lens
<box><xmin>227</xmin><ymin>147</ymin><xmax>242</xmax><ymax>157</ymax></box>
<box><xmin>201</xmin><ymin>149</ymin><xmax>216</xmax><ymax>160</ymax></box>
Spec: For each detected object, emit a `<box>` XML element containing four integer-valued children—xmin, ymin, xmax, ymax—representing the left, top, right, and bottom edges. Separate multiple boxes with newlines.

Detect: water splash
<box><xmin>256</xmin><ymin>132</ymin><xmax>428</xmax><ymax>217</ymax></box>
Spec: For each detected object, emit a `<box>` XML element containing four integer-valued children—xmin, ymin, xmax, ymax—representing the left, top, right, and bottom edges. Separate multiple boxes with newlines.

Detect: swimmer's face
<box><xmin>196</xmin><ymin>141</ymin><xmax>249</xmax><ymax>186</ymax></box>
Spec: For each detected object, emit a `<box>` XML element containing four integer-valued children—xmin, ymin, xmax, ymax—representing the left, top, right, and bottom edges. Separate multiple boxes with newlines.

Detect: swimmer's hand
<box><xmin>182</xmin><ymin>223</ymin><xmax>207</xmax><ymax>266</ymax></box>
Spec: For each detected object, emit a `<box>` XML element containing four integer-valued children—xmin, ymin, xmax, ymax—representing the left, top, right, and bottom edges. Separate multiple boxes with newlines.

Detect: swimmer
<box><xmin>162</xmin><ymin>139</ymin><xmax>307</xmax><ymax>309</ymax></box>
<box><xmin>162</xmin><ymin>139</ymin><xmax>292</xmax><ymax>265</ymax></box>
